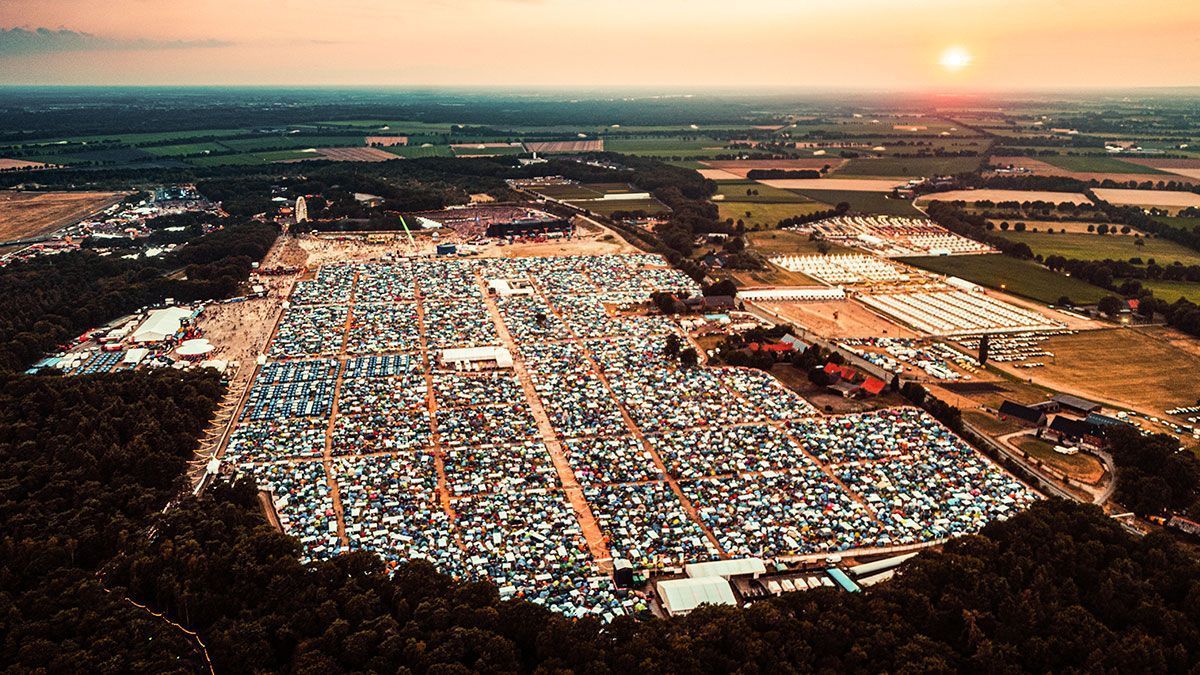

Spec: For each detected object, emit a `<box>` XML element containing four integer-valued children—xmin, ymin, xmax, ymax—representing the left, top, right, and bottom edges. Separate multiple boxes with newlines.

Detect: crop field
<box><xmin>23</xmin><ymin>148</ymin><xmax>157</xmax><ymax>165</ymax></box>
<box><xmin>744</xmin><ymin>230</ymin><xmax>855</xmax><ymax>257</ymax></box>
<box><xmin>6</xmin><ymin>128</ymin><xmax>248</xmax><ymax>148</ymax></box>
<box><xmin>1124</xmin><ymin>158</ymin><xmax>1200</xmax><ymax>180</ymax></box>
<box><xmin>0</xmin><ymin>158</ymin><xmax>53</xmax><ymax>170</ymax></box>
<box><xmin>188</xmin><ymin>150</ymin><xmax>314</xmax><ymax>166</ymax></box>
<box><xmin>788</xmin><ymin>189</ymin><xmax>924</xmax><ymax>217</ymax></box>
<box><xmin>0</xmin><ymin>190</ymin><xmax>124</xmax><ymax>242</ymax></box>
<box><xmin>834</xmin><ymin>156</ymin><xmax>982</xmax><ymax>177</ymax></box>
<box><xmin>604</xmin><ymin>137</ymin><xmax>730</xmax><ymax>158</ymax></box>
<box><xmin>451</xmin><ymin>145</ymin><xmax>525</xmax><ymax>156</ymax></box>
<box><xmin>219</xmin><ymin>136</ymin><xmax>365</xmax><ymax>152</ymax></box>
<box><xmin>383</xmin><ymin>145</ymin><xmax>454</xmax><ymax>158</ymax></box>
<box><xmin>900</xmin><ymin>254</ymin><xmax>1108</xmax><ymax>304</ymax></box>
<box><xmin>525</xmin><ymin>140</ymin><xmax>603</xmax><ymax>153</ymax></box>
<box><xmin>143</xmin><ymin>142</ymin><xmax>230</xmax><ymax>157</ymax></box>
<box><xmin>1094</xmin><ymin>188</ymin><xmax>1200</xmax><ymax>211</ymax></box>
<box><xmin>717</xmin><ymin>201</ymin><xmax>829</xmax><ymax>228</ymax></box>
<box><xmin>1017</xmin><ymin>328</ymin><xmax>1200</xmax><ymax>414</ymax></box>
<box><xmin>305</xmin><ymin>147</ymin><xmax>397</xmax><ymax>162</ymax></box>
<box><xmin>762</xmin><ymin>178</ymin><xmax>907</xmax><ymax>192</ymax></box>
<box><xmin>714</xmin><ymin>181</ymin><xmax>811</xmax><ymax>203</ymax></box>
<box><xmin>918</xmin><ymin>189</ymin><xmax>1092</xmax><ymax>205</ymax></box>
<box><xmin>700</xmin><ymin>159</ymin><xmax>845</xmax><ymax>178</ymax></box>
<box><xmin>1132</xmin><ymin>279</ymin><xmax>1200</xmax><ymax>303</ymax></box>
<box><xmin>1152</xmin><ymin>216</ymin><xmax>1200</xmax><ymax>232</ymax></box>
<box><xmin>989</xmin><ymin>220</ymin><xmax>1134</xmax><ymax>235</ymax></box>
<box><xmin>997</xmin><ymin>231</ymin><xmax>1200</xmax><ymax>266</ymax></box>
<box><xmin>573</xmin><ymin>198</ymin><xmax>669</xmax><ymax>216</ymax></box>
<box><xmin>1039</xmin><ymin>155</ymin><xmax>1168</xmax><ymax>175</ymax></box>
<box><xmin>316</xmin><ymin>120</ymin><xmax>462</xmax><ymax>133</ymax></box>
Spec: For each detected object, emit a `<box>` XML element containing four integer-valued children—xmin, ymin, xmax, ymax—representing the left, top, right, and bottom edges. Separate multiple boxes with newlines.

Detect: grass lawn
<box><xmin>998</xmin><ymin>231</ymin><xmax>1200</xmax><ymax>266</ymax></box>
<box><xmin>1132</xmin><ymin>279</ymin><xmax>1200</xmax><ymax>303</ymax></box>
<box><xmin>899</xmin><ymin>254</ymin><xmax>1108</xmax><ymax>304</ymax></box>
<box><xmin>1040</xmin><ymin>155</ymin><xmax>1169</xmax><ymax>174</ymax></box>
<box><xmin>715</xmin><ymin>181</ymin><xmax>811</xmax><ymax>203</ymax></box>
<box><xmin>745</xmin><ymin>230</ymin><xmax>855</xmax><ymax>256</ymax></box>
<box><xmin>789</xmin><ymin>189</ymin><xmax>924</xmax><ymax>217</ymax></box>
<box><xmin>570</xmin><ymin>198</ymin><xmax>669</xmax><ymax>216</ymax></box>
<box><xmin>1153</xmin><ymin>215</ymin><xmax>1200</xmax><ymax>232</ymax></box>
<box><xmin>717</xmin><ymin>201</ymin><xmax>829</xmax><ymax>229</ymax></box>
<box><xmin>382</xmin><ymin>145</ymin><xmax>453</xmax><ymax>158</ymax></box>
<box><xmin>1015</xmin><ymin>437</ymin><xmax>1106</xmax><ymax>484</ymax></box>
<box><xmin>835</xmin><ymin>156</ymin><xmax>982</xmax><ymax>177</ymax></box>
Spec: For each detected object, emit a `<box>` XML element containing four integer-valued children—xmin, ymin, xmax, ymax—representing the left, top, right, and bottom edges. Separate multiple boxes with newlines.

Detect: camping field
<box><xmin>900</xmin><ymin>254</ymin><xmax>1108</xmax><ymax>304</ymax></box>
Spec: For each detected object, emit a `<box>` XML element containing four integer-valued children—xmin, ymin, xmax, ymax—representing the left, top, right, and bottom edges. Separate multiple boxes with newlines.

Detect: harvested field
<box><xmin>0</xmin><ymin>190</ymin><xmax>124</xmax><ymax>242</ymax></box>
<box><xmin>1124</xmin><ymin>158</ymin><xmax>1200</xmax><ymax>180</ymax></box>
<box><xmin>760</xmin><ymin>178</ymin><xmax>907</xmax><ymax>192</ymax></box>
<box><xmin>754</xmin><ymin>299</ymin><xmax>918</xmax><ymax>339</ymax></box>
<box><xmin>995</xmin><ymin>327</ymin><xmax>1200</xmax><ymax>415</ymax></box>
<box><xmin>988</xmin><ymin>220</ymin><xmax>1134</xmax><ymax>235</ymax></box>
<box><xmin>919</xmin><ymin>189</ymin><xmax>1092</xmax><ymax>205</ymax></box>
<box><xmin>0</xmin><ymin>158</ymin><xmax>54</xmax><ymax>170</ymax></box>
<box><xmin>989</xmin><ymin>155</ymin><xmax>1185</xmax><ymax>183</ymax></box>
<box><xmin>1093</xmin><ymin>188</ymin><xmax>1200</xmax><ymax>211</ymax></box>
<box><xmin>697</xmin><ymin>168</ymin><xmax>743</xmax><ymax>181</ymax></box>
<box><xmin>525</xmin><ymin>140</ymin><xmax>603</xmax><ymax>153</ymax></box>
<box><xmin>282</xmin><ymin>147</ymin><xmax>397</xmax><ymax>163</ymax></box>
<box><xmin>700</xmin><ymin>158</ymin><xmax>846</xmax><ymax>178</ymax></box>
<box><xmin>365</xmin><ymin>136</ymin><xmax>409</xmax><ymax>147</ymax></box>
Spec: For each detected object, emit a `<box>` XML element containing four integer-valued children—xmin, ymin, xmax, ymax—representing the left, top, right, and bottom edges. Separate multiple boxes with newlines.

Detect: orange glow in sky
<box><xmin>0</xmin><ymin>0</ymin><xmax>1197</xmax><ymax>88</ymax></box>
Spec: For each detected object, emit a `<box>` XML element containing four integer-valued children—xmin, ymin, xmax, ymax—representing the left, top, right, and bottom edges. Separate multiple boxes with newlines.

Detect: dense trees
<box><xmin>0</xmin><ymin>221</ymin><xmax>276</xmax><ymax>371</ymax></box>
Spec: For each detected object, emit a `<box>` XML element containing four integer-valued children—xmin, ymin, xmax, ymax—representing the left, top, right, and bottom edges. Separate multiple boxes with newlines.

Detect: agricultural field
<box><xmin>218</xmin><ymin>136</ymin><xmax>365</xmax><ymax>152</ymax></box>
<box><xmin>900</xmin><ymin>254</ymin><xmax>1108</xmax><ymax>304</ymax></box>
<box><xmin>1152</xmin><ymin>215</ymin><xmax>1200</xmax><ymax>232</ymax></box>
<box><xmin>788</xmin><ymin>189</ymin><xmax>924</xmax><ymax>217</ymax></box>
<box><xmin>997</xmin><ymin>231</ymin><xmax>1200</xmax><ymax>266</ymax></box>
<box><xmin>143</xmin><ymin>142</ymin><xmax>230</xmax><ymax>157</ymax></box>
<box><xmin>451</xmin><ymin>144</ymin><xmax>525</xmax><ymax>157</ymax></box>
<box><xmin>1039</xmin><ymin>155</ymin><xmax>1169</xmax><ymax>175</ymax></box>
<box><xmin>744</xmin><ymin>230</ymin><xmax>855</xmax><ymax>257</ymax></box>
<box><xmin>575</xmin><ymin>198</ymin><xmax>669</xmax><ymax>216</ymax></box>
<box><xmin>714</xmin><ymin>181</ymin><xmax>811</xmax><ymax>203</ymax></box>
<box><xmin>604</xmin><ymin>137</ymin><xmax>731</xmax><ymax>158</ymax></box>
<box><xmin>717</xmin><ymin>201</ymin><xmax>829</xmax><ymax>228</ymax></box>
<box><xmin>187</xmin><ymin>150</ymin><xmax>314</xmax><ymax>166</ymax></box>
<box><xmin>1132</xmin><ymin>279</ymin><xmax>1200</xmax><ymax>303</ymax></box>
<box><xmin>1009</xmin><ymin>327</ymin><xmax>1200</xmax><ymax>415</ymax></box>
<box><xmin>918</xmin><ymin>189</ymin><xmax>1092</xmax><ymax>205</ymax></box>
<box><xmin>383</xmin><ymin>145</ymin><xmax>454</xmax><ymax>158</ymax></box>
<box><xmin>834</xmin><ymin>156</ymin><xmax>982</xmax><ymax>177</ymax></box>
<box><xmin>1094</xmin><ymin>188</ymin><xmax>1200</xmax><ymax>212</ymax></box>
<box><xmin>0</xmin><ymin>190</ymin><xmax>124</xmax><ymax>242</ymax></box>
<box><xmin>762</xmin><ymin>178</ymin><xmax>907</xmax><ymax>192</ymax></box>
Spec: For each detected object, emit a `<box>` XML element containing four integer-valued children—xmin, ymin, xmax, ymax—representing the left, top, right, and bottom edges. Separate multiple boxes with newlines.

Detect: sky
<box><xmin>0</xmin><ymin>0</ymin><xmax>1198</xmax><ymax>89</ymax></box>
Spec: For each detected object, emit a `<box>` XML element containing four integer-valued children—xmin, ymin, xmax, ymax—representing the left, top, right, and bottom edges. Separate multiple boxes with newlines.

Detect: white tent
<box><xmin>685</xmin><ymin>557</ymin><xmax>766</xmax><ymax>580</ymax></box>
<box><xmin>657</xmin><ymin>577</ymin><xmax>736</xmax><ymax>616</ymax></box>
<box><xmin>132</xmin><ymin>307</ymin><xmax>192</xmax><ymax>343</ymax></box>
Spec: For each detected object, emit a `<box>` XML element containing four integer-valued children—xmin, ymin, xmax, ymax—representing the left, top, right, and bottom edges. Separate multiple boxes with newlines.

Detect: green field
<box><xmin>789</xmin><ymin>189</ymin><xmax>923</xmax><ymax>217</ymax></box>
<box><xmin>900</xmin><ymin>254</ymin><xmax>1108</xmax><ymax>304</ymax></box>
<box><xmin>7</xmin><ymin>128</ymin><xmax>249</xmax><ymax>148</ymax></box>
<box><xmin>998</xmin><ymin>231</ymin><xmax>1200</xmax><ymax>266</ymax></box>
<box><xmin>1040</xmin><ymin>155</ymin><xmax>1169</xmax><ymax>174</ymax></box>
<box><xmin>316</xmin><ymin>120</ymin><xmax>462</xmax><ymax>133</ymax></box>
<box><xmin>717</xmin><ymin>201</ymin><xmax>829</xmax><ymax>229</ymax></box>
<box><xmin>605</xmin><ymin>137</ymin><xmax>730</xmax><ymax>158</ymax></box>
<box><xmin>745</xmin><ymin>230</ymin><xmax>855</xmax><ymax>256</ymax></box>
<box><xmin>144</xmin><ymin>142</ymin><xmax>231</xmax><ymax>157</ymax></box>
<box><xmin>569</xmin><ymin>197</ymin><xmax>669</xmax><ymax>216</ymax></box>
<box><xmin>1152</xmin><ymin>215</ymin><xmax>1200</xmax><ymax>232</ymax></box>
<box><xmin>186</xmin><ymin>150</ymin><xmax>314</xmax><ymax>166</ymax></box>
<box><xmin>835</xmin><ymin>156</ymin><xmax>982</xmax><ymax>177</ymax></box>
<box><xmin>219</xmin><ymin>136</ymin><xmax>364</xmax><ymax>152</ymax></box>
<box><xmin>714</xmin><ymin>181</ymin><xmax>811</xmax><ymax>203</ymax></box>
<box><xmin>382</xmin><ymin>145</ymin><xmax>453</xmax><ymax>158</ymax></box>
<box><xmin>451</xmin><ymin>145</ymin><xmax>525</xmax><ymax>157</ymax></box>
<box><xmin>1131</xmin><ymin>279</ymin><xmax>1200</xmax><ymax>303</ymax></box>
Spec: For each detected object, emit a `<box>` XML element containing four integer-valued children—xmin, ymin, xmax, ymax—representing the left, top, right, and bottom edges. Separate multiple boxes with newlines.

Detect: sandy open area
<box><xmin>752</xmin><ymin>299</ymin><xmax>918</xmax><ymax>339</ymax></box>
<box><xmin>919</xmin><ymin>189</ymin><xmax>1092</xmax><ymax>205</ymax></box>
<box><xmin>760</xmin><ymin>178</ymin><xmax>905</xmax><ymax>192</ymax></box>
<box><xmin>0</xmin><ymin>158</ymin><xmax>54</xmax><ymax>171</ymax></box>
<box><xmin>0</xmin><ymin>190</ymin><xmax>124</xmax><ymax>242</ymax></box>
<box><xmin>1093</xmin><ymin>188</ymin><xmax>1200</xmax><ymax>210</ymax></box>
<box><xmin>697</xmin><ymin>168</ymin><xmax>743</xmax><ymax>181</ymax></box>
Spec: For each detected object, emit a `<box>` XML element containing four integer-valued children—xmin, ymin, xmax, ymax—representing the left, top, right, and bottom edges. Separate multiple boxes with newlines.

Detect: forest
<box><xmin>0</xmin><ymin>221</ymin><xmax>277</xmax><ymax>371</ymax></box>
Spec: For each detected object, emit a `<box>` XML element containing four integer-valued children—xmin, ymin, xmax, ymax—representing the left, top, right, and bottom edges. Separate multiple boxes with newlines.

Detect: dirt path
<box><xmin>478</xmin><ymin>277</ymin><xmax>611</xmax><ymax>565</ymax></box>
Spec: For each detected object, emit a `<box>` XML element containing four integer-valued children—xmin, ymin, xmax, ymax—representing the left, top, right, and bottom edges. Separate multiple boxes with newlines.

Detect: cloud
<box><xmin>0</xmin><ymin>27</ymin><xmax>232</xmax><ymax>55</ymax></box>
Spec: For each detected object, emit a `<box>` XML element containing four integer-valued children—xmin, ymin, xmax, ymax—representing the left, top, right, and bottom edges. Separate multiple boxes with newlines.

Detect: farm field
<box><xmin>714</xmin><ymin>181</ymin><xmax>811</xmax><ymax>203</ymax></box>
<box><xmin>834</xmin><ymin>156</ymin><xmax>982</xmax><ymax>177</ymax></box>
<box><xmin>1122</xmin><ymin>158</ymin><xmax>1200</xmax><ymax>180</ymax></box>
<box><xmin>1039</xmin><ymin>155</ymin><xmax>1169</xmax><ymax>174</ymax></box>
<box><xmin>143</xmin><ymin>142</ymin><xmax>230</xmax><ymax>157</ymax></box>
<box><xmin>383</xmin><ymin>145</ymin><xmax>454</xmax><ymax>158</ymax></box>
<box><xmin>744</xmin><ymin>230</ymin><xmax>856</xmax><ymax>256</ymax></box>
<box><xmin>1008</xmin><ymin>327</ymin><xmax>1200</xmax><ymax>415</ymax></box>
<box><xmin>188</xmin><ymin>150</ymin><xmax>313</xmax><ymax>166</ymax></box>
<box><xmin>525</xmin><ymin>140</ymin><xmax>603</xmax><ymax>153</ymax></box>
<box><xmin>918</xmin><ymin>189</ymin><xmax>1092</xmax><ymax>205</ymax></box>
<box><xmin>451</xmin><ymin>144</ymin><xmax>525</xmax><ymax>156</ymax></box>
<box><xmin>1152</xmin><ymin>215</ymin><xmax>1200</xmax><ymax>232</ymax></box>
<box><xmin>717</xmin><ymin>201</ymin><xmax>829</xmax><ymax>228</ymax></box>
<box><xmin>604</xmin><ymin>137</ymin><xmax>730</xmax><ymax>158</ymax></box>
<box><xmin>789</xmin><ymin>189</ymin><xmax>924</xmax><ymax>217</ymax></box>
<box><xmin>0</xmin><ymin>190</ymin><xmax>124</xmax><ymax>242</ymax></box>
<box><xmin>572</xmin><ymin>198</ymin><xmax>668</xmax><ymax>216</ymax></box>
<box><xmin>997</xmin><ymin>231</ymin><xmax>1200</xmax><ymax>266</ymax></box>
<box><xmin>1132</xmin><ymin>279</ymin><xmax>1200</xmax><ymax>303</ymax></box>
<box><xmin>700</xmin><ymin>159</ymin><xmax>845</xmax><ymax>178</ymax></box>
<box><xmin>761</xmin><ymin>178</ymin><xmax>906</xmax><ymax>192</ymax></box>
<box><xmin>218</xmin><ymin>136</ymin><xmax>365</xmax><ymax>152</ymax></box>
<box><xmin>0</xmin><ymin>158</ymin><xmax>53</xmax><ymax>170</ymax></box>
<box><xmin>900</xmin><ymin>254</ymin><xmax>1108</xmax><ymax>304</ymax></box>
<box><xmin>988</xmin><ymin>220</ymin><xmax>1133</xmax><ymax>235</ymax></box>
<box><xmin>1094</xmin><ymin>188</ymin><xmax>1200</xmax><ymax>211</ymax></box>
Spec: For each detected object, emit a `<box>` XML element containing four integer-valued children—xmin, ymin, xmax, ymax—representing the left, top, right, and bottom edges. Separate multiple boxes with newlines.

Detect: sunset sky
<box><xmin>1</xmin><ymin>0</ymin><xmax>1197</xmax><ymax>88</ymax></box>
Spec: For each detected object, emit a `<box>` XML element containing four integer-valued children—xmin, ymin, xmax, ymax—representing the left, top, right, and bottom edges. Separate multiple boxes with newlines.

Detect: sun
<box><xmin>939</xmin><ymin>46</ymin><xmax>972</xmax><ymax>72</ymax></box>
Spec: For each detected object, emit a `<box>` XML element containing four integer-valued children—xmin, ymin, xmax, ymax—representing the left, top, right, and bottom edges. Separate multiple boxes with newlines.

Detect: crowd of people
<box><xmin>226</xmin><ymin>253</ymin><xmax>1037</xmax><ymax>619</ymax></box>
